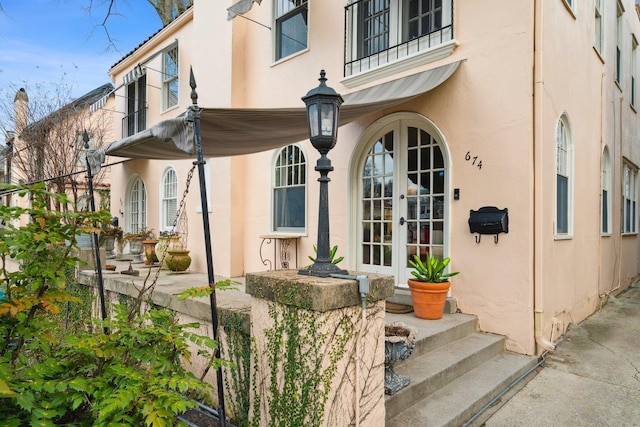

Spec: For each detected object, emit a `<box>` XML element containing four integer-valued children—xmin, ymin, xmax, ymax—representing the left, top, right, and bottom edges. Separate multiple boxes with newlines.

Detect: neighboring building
<box><xmin>101</xmin><ymin>0</ymin><xmax>640</xmax><ymax>355</ymax></box>
<box><xmin>5</xmin><ymin>84</ymin><xmax>115</xmax><ymax>214</ymax></box>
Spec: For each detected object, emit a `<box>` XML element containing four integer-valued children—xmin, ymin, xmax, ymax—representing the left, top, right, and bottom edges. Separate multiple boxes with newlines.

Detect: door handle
<box><xmin>399</xmin><ymin>217</ymin><xmax>405</xmax><ymax>225</ymax></box>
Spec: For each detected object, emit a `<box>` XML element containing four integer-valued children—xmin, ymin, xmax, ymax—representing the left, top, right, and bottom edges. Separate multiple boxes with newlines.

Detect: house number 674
<box><xmin>465</xmin><ymin>151</ymin><xmax>483</xmax><ymax>170</ymax></box>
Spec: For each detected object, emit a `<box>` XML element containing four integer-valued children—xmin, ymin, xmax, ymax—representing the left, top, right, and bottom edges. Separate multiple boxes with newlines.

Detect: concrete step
<box><xmin>385</xmin><ymin>331</ymin><xmax>505</xmax><ymax>420</ymax></box>
<box><xmin>386</xmin><ymin>351</ymin><xmax>538</xmax><ymax>427</ymax></box>
<box><xmin>385</xmin><ymin>312</ymin><xmax>479</xmax><ymax>358</ymax></box>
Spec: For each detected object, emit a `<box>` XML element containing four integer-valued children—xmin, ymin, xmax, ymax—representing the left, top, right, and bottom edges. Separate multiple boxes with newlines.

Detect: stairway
<box><xmin>384</xmin><ymin>311</ymin><xmax>538</xmax><ymax>427</ymax></box>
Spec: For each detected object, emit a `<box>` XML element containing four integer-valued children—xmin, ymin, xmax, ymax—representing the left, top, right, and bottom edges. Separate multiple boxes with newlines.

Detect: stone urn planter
<box><xmin>166</xmin><ymin>250</ymin><xmax>191</xmax><ymax>272</ymax></box>
<box><xmin>128</xmin><ymin>237</ymin><xmax>144</xmax><ymax>263</ymax></box>
<box><xmin>143</xmin><ymin>239</ymin><xmax>159</xmax><ymax>265</ymax></box>
<box><xmin>101</xmin><ymin>235</ymin><xmax>116</xmax><ymax>259</ymax></box>
<box><xmin>384</xmin><ymin>322</ymin><xmax>417</xmax><ymax>395</ymax></box>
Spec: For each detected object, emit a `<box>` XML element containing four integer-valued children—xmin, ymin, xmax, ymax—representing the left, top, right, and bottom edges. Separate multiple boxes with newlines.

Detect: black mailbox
<box><xmin>468</xmin><ymin>206</ymin><xmax>508</xmax><ymax>243</ymax></box>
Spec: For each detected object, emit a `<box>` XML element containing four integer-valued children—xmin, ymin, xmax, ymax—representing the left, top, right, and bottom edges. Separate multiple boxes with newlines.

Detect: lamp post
<box><xmin>299</xmin><ymin>70</ymin><xmax>348</xmax><ymax>277</ymax></box>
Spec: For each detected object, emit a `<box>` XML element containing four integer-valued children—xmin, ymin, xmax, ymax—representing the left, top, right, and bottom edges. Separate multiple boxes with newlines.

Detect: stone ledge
<box><xmin>245</xmin><ymin>269</ymin><xmax>395</xmax><ymax>312</ymax></box>
<box><xmin>78</xmin><ymin>261</ymin><xmax>251</xmax><ymax>334</ymax></box>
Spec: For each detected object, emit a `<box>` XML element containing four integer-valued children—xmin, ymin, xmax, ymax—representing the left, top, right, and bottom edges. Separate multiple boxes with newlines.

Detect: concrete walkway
<box><xmin>484</xmin><ymin>283</ymin><xmax>640</xmax><ymax>427</ymax></box>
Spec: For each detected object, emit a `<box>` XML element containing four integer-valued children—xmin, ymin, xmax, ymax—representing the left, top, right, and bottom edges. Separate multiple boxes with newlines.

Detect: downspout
<box><xmin>532</xmin><ymin>0</ymin><xmax>556</xmax><ymax>353</ymax></box>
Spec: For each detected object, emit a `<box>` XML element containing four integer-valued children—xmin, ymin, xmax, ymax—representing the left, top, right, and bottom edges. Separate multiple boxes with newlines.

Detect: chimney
<box><xmin>13</xmin><ymin>88</ymin><xmax>29</xmax><ymax>136</ymax></box>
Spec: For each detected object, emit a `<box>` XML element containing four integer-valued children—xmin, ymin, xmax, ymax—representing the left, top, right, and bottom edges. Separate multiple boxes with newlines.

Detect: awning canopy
<box><xmin>90</xmin><ymin>60</ymin><xmax>461</xmax><ymax>168</ymax></box>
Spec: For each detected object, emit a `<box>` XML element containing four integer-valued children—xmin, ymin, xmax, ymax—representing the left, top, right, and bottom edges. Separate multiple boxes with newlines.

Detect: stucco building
<box><xmin>98</xmin><ymin>0</ymin><xmax>640</xmax><ymax>355</ymax></box>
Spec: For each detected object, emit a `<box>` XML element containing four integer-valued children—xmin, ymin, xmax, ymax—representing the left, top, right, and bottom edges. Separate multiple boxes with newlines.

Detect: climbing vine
<box><xmin>251</xmin><ymin>300</ymin><xmax>354</xmax><ymax>427</ymax></box>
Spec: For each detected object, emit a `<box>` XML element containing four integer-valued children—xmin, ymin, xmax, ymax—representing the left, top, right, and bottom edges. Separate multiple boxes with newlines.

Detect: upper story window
<box><xmin>616</xmin><ymin>1</ymin><xmax>624</xmax><ymax>85</ymax></box>
<box><xmin>632</xmin><ymin>35</ymin><xmax>638</xmax><ymax>108</ymax></box>
<box><xmin>161</xmin><ymin>168</ymin><xmax>178</xmax><ymax>231</ymax></box>
<box><xmin>594</xmin><ymin>0</ymin><xmax>603</xmax><ymax>54</ymax></box>
<box><xmin>602</xmin><ymin>146</ymin><xmax>611</xmax><ymax>234</ymax></box>
<box><xmin>163</xmin><ymin>44</ymin><xmax>179</xmax><ymax>110</ymax></box>
<box><xmin>623</xmin><ymin>160</ymin><xmax>638</xmax><ymax>234</ymax></box>
<box><xmin>275</xmin><ymin>0</ymin><xmax>308</xmax><ymax>61</ymax></box>
<box><xmin>345</xmin><ymin>0</ymin><xmax>454</xmax><ymax>77</ymax></box>
<box><xmin>273</xmin><ymin>145</ymin><xmax>306</xmax><ymax>233</ymax></box>
<box><xmin>124</xmin><ymin>73</ymin><xmax>147</xmax><ymax>137</ymax></box>
<box><xmin>556</xmin><ymin>114</ymin><xmax>573</xmax><ymax>237</ymax></box>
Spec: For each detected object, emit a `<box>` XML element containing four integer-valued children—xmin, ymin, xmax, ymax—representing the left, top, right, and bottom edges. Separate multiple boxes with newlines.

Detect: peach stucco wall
<box><xmin>104</xmin><ymin>0</ymin><xmax>640</xmax><ymax>355</ymax></box>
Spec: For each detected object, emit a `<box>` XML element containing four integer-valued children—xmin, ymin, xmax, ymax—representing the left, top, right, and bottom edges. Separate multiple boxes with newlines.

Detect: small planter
<box><xmin>166</xmin><ymin>250</ymin><xmax>191</xmax><ymax>272</ymax></box>
<box><xmin>128</xmin><ymin>238</ymin><xmax>144</xmax><ymax>264</ymax></box>
<box><xmin>143</xmin><ymin>239</ymin><xmax>159</xmax><ymax>265</ymax></box>
<box><xmin>384</xmin><ymin>322</ymin><xmax>417</xmax><ymax>395</ymax></box>
<box><xmin>407</xmin><ymin>280</ymin><xmax>451</xmax><ymax>320</ymax></box>
<box><xmin>101</xmin><ymin>235</ymin><xmax>116</xmax><ymax>259</ymax></box>
<box><xmin>177</xmin><ymin>400</ymin><xmax>235</xmax><ymax>427</ymax></box>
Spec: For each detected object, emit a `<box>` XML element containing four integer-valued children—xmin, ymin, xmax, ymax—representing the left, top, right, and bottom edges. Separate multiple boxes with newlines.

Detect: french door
<box><xmin>357</xmin><ymin>119</ymin><xmax>448</xmax><ymax>287</ymax></box>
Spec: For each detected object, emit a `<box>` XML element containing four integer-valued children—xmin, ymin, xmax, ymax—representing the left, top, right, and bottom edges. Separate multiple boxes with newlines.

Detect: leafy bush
<box><xmin>0</xmin><ymin>184</ymin><xmax>220</xmax><ymax>426</ymax></box>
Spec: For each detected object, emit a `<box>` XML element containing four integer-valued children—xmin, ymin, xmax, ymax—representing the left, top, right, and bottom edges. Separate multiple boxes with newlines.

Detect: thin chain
<box><xmin>148</xmin><ymin>162</ymin><xmax>197</xmax><ymax>286</ymax></box>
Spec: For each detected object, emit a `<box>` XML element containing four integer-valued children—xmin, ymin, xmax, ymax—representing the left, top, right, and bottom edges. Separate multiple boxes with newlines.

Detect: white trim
<box><xmin>270</xmin><ymin>143</ymin><xmax>308</xmax><ymax>234</ymax></box>
<box><xmin>554</xmin><ymin>113</ymin><xmax>574</xmax><ymax>238</ymax></box>
<box><xmin>342</xmin><ymin>40</ymin><xmax>458</xmax><ymax>89</ymax></box>
<box><xmin>348</xmin><ymin>112</ymin><xmax>451</xmax><ymax>286</ymax></box>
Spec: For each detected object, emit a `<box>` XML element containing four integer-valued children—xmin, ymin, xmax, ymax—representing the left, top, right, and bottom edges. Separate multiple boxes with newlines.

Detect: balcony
<box><xmin>344</xmin><ymin>0</ymin><xmax>454</xmax><ymax>84</ymax></box>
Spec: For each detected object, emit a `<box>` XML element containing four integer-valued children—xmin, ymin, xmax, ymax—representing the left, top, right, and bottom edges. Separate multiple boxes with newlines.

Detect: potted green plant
<box><xmin>99</xmin><ymin>224</ymin><xmax>123</xmax><ymax>259</ymax></box>
<box><xmin>407</xmin><ymin>254</ymin><xmax>459</xmax><ymax>320</ymax></box>
<box><xmin>123</xmin><ymin>228</ymin><xmax>155</xmax><ymax>263</ymax></box>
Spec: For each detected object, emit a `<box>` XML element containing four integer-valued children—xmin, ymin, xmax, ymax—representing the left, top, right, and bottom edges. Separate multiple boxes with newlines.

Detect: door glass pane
<box><xmin>361</xmin><ymin>131</ymin><xmax>394</xmax><ymax>267</ymax></box>
<box><xmin>406</xmin><ymin>128</ymin><xmax>445</xmax><ymax>267</ymax></box>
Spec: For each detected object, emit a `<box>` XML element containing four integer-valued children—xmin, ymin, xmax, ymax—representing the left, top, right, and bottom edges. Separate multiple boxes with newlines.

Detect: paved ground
<box><xmin>483</xmin><ymin>283</ymin><xmax>640</xmax><ymax>427</ymax></box>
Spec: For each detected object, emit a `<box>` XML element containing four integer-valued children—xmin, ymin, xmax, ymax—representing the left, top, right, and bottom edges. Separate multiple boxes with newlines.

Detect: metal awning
<box><xmin>89</xmin><ymin>60</ymin><xmax>461</xmax><ymax>168</ymax></box>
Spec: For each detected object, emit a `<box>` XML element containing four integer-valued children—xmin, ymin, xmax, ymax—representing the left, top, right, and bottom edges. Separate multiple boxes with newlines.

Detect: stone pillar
<box><xmin>246</xmin><ymin>270</ymin><xmax>394</xmax><ymax>427</ymax></box>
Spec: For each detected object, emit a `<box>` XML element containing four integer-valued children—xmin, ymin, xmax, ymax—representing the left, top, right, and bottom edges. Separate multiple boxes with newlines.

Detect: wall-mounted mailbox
<box><xmin>468</xmin><ymin>206</ymin><xmax>508</xmax><ymax>243</ymax></box>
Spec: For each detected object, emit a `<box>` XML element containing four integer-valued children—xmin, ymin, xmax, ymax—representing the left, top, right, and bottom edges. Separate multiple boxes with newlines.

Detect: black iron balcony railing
<box><xmin>122</xmin><ymin>108</ymin><xmax>147</xmax><ymax>137</ymax></box>
<box><xmin>344</xmin><ymin>0</ymin><xmax>454</xmax><ymax>77</ymax></box>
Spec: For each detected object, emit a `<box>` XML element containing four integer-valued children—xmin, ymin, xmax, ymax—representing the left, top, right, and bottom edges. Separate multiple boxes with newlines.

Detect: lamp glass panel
<box><xmin>307</xmin><ymin>103</ymin><xmax>319</xmax><ymax>137</ymax></box>
<box><xmin>320</xmin><ymin>103</ymin><xmax>335</xmax><ymax>136</ymax></box>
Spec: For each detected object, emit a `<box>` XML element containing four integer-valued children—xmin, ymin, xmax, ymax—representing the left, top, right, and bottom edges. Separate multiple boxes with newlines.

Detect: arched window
<box><xmin>556</xmin><ymin>114</ymin><xmax>573</xmax><ymax>237</ymax></box>
<box><xmin>161</xmin><ymin>168</ymin><xmax>178</xmax><ymax>231</ymax></box>
<box><xmin>273</xmin><ymin>145</ymin><xmax>306</xmax><ymax>233</ymax></box>
<box><xmin>126</xmin><ymin>176</ymin><xmax>147</xmax><ymax>233</ymax></box>
<box><xmin>602</xmin><ymin>146</ymin><xmax>611</xmax><ymax>234</ymax></box>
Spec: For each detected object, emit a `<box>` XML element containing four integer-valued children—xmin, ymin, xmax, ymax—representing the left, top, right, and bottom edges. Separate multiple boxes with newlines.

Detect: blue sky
<box><xmin>0</xmin><ymin>1</ymin><xmax>163</xmax><ymax>100</ymax></box>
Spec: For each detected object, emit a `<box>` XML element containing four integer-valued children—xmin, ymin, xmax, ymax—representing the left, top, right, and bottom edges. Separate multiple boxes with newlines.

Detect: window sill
<box><xmin>615</xmin><ymin>80</ymin><xmax>623</xmax><ymax>93</ymax></box>
<box><xmin>593</xmin><ymin>46</ymin><xmax>605</xmax><ymax>64</ymax></box>
<box><xmin>261</xmin><ymin>233</ymin><xmax>306</xmax><ymax>239</ymax></box>
<box><xmin>342</xmin><ymin>39</ymin><xmax>459</xmax><ymax>89</ymax></box>
<box><xmin>631</xmin><ymin>103</ymin><xmax>637</xmax><ymax>113</ymax></box>
<box><xmin>554</xmin><ymin>234</ymin><xmax>573</xmax><ymax>240</ymax></box>
<box><xmin>162</xmin><ymin>104</ymin><xmax>181</xmax><ymax>115</ymax></box>
<box><xmin>271</xmin><ymin>47</ymin><xmax>309</xmax><ymax>67</ymax></box>
<box><xmin>562</xmin><ymin>0</ymin><xmax>576</xmax><ymax>19</ymax></box>
<box><xmin>622</xmin><ymin>232</ymin><xmax>638</xmax><ymax>237</ymax></box>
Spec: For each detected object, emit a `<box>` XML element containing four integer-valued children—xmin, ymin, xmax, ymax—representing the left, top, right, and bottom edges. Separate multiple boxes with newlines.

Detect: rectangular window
<box><xmin>345</xmin><ymin>0</ymin><xmax>453</xmax><ymax>76</ymax></box>
<box><xmin>124</xmin><ymin>74</ymin><xmax>147</xmax><ymax>137</ymax></box>
<box><xmin>556</xmin><ymin>117</ymin><xmax>572</xmax><ymax>236</ymax></box>
<box><xmin>163</xmin><ymin>45</ymin><xmax>179</xmax><ymax>110</ymax></box>
<box><xmin>273</xmin><ymin>145</ymin><xmax>306</xmax><ymax>232</ymax></box>
<box><xmin>632</xmin><ymin>36</ymin><xmax>638</xmax><ymax>108</ymax></box>
<box><xmin>602</xmin><ymin>148</ymin><xmax>611</xmax><ymax>234</ymax></box>
<box><xmin>275</xmin><ymin>0</ymin><xmax>308</xmax><ymax>61</ymax></box>
<box><xmin>623</xmin><ymin>162</ymin><xmax>638</xmax><ymax>234</ymax></box>
<box><xmin>616</xmin><ymin>1</ymin><xmax>624</xmax><ymax>84</ymax></box>
<box><xmin>594</xmin><ymin>0</ymin><xmax>603</xmax><ymax>54</ymax></box>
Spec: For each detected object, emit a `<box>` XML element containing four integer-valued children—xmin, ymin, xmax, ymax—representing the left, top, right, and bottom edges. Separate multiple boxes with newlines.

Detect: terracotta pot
<box><xmin>407</xmin><ymin>279</ymin><xmax>451</xmax><ymax>320</ymax></box>
<box><xmin>166</xmin><ymin>250</ymin><xmax>191</xmax><ymax>272</ymax></box>
<box><xmin>143</xmin><ymin>239</ymin><xmax>159</xmax><ymax>265</ymax></box>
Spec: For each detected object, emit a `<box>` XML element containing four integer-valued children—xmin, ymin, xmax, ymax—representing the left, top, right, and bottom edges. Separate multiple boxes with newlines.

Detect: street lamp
<box><xmin>299</xmin><ymin>70</ymin><xmax>348</xmax><ymax>277</ymax></box>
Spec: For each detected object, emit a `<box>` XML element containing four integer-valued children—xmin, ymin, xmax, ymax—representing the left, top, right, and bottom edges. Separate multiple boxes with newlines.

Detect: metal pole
<box><xmin>189</xmin><ymin>68</ymin><xmax>227</xmax><ymax>427</ymax></box>
<box><xmin>83</xmin><ymin>130</ymin><xmax>108</xmax><ymax>333</ymax></box>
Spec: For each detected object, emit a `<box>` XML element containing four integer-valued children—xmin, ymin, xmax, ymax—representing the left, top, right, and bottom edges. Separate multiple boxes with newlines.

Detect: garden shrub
<box><xmin>0</xmin><ymin>184</ymin><xmax>220</xmax><ymax>426</ymax></box>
